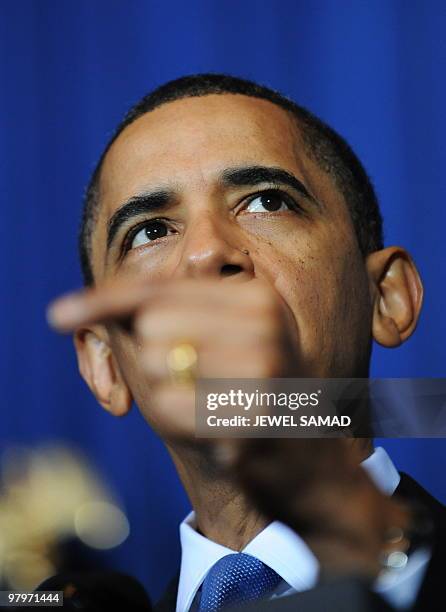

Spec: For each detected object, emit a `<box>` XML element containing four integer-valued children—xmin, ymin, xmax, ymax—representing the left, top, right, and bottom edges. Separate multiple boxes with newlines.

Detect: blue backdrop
<box><xmin>1</xmin><ymin>0</ymin><xmax>445</xmax><ymax>601</ymax></box>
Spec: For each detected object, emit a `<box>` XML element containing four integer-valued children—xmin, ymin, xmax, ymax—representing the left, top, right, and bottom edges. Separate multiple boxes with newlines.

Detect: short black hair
<box><xmin>79</xmin><ymin>73</ymin><xmax>383</xmax><ymax>285</ymax></box>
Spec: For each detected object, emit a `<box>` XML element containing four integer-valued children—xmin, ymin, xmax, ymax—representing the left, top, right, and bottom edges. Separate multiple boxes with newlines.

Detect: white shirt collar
<box><xmin>176</xmin><ymin>446</ymin><xmax>400</xmax><ymax>612</ymax></box>
<box><xmin>361</xmin><ymin>446</ymin><xmax>400</xmax><ymax>495</ymax></box>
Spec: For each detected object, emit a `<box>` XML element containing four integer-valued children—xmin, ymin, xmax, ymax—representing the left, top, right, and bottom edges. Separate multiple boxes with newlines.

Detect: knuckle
<box><xmin>255</xmin><ymin>310</ymin><xmax>283</xmax><ymax>342</ymax></box>
<box><xmin>251</xmin><ymin>348</ymin><xmax>286</xmax><ymax>378</ymax></box>
<box><xmin>251</xmin><ymin>284</ymin><xmax>277</xmax><ymax>310</ymax></box>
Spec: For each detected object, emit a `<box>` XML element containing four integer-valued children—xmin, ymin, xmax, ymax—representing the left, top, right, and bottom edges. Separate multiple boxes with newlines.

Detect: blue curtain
<box><xmin>1</xmin><ymin>0</ymin><xmax>445</xmax><ymax>601</ymax></box>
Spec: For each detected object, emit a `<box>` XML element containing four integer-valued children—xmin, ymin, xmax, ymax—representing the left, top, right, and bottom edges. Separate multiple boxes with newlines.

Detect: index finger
<box><xmin>46</xmin><ymin>279</ymin><xmax>157</xmax><ymax>333</ymax></box>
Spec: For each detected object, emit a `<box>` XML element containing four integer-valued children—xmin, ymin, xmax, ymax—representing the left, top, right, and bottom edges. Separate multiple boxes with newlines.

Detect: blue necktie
<box><xmin>198</xmin><ymin>552</ymin><xmax>282</xmax><ymax>611</ymax></box>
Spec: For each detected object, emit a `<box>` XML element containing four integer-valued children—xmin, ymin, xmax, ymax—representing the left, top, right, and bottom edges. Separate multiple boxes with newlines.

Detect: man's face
<box><xmin>90</xmin><ymin>94</ymin><xmax>373</xmax><ymax>432</ymax></box>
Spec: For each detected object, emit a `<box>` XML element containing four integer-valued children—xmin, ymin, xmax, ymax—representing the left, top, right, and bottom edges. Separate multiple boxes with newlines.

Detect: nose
<box><xmin>173</xmin><ymin>213</ymin><xmax>254</xmax><ymax>281</ymax></box>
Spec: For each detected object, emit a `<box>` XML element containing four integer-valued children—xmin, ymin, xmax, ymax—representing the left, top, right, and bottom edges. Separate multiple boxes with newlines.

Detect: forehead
<box><xmin>93</xmin><ymin>94</ymin><xmax>345</xmax><ymax>271</ymax></box>
<box><xmin>101</xmin><ymin>94</ymin><xmax>304</xmax><ymax>189</ymax></box>
<box><xmin>100</xmin><ymin>94</ymin><xmax>313</xmax><ymax>206</ymax></box>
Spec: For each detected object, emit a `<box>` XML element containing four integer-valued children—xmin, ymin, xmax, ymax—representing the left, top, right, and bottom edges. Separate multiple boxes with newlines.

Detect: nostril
<box><xmin>221</xmin><ymin>264</ymin><xmax>243</xmax><ymax>277</ymax></box>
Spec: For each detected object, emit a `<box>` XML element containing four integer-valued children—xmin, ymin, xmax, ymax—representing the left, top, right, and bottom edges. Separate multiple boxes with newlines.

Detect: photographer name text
<box><xmin>207</xmin><ymin>415</ymin><xmax>351</xmax><ymax>428</ymax></box>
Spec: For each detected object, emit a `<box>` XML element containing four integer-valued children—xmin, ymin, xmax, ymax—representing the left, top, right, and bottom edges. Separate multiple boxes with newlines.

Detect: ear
<box><xmin>74</xmin><ymin>326</ymin><xmax>133</xmax><ymax>416</ymax></box>
<box><xmin>366</xmin><ymin>247</ymin><xmax>423</xmax><ymax>348</ymax></box>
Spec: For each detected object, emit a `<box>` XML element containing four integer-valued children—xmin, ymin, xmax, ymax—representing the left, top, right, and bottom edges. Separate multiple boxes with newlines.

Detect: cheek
<box><xmin>107</xmin><ymin>242</ymin><xmax>178</xmax><ymax>283</ymax></box>
<box><xmin>264</xmin><ymin>233</ymin><xmax>371</xmax><ymax>375</ymax></box>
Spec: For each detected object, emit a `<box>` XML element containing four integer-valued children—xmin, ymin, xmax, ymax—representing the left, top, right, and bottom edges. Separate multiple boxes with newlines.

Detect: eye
<box><xmin>245</xmin><ymin>191</ymin><xmax>292</xmax><ymax>213</ymax></box>
<box><xmin>130</xmin><ymin>220</ymin><xmax>169</xmax><ymax>249</ymax></box>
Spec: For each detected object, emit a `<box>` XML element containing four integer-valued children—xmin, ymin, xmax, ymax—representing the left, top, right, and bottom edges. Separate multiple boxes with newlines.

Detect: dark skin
<box><xmin>48</xmin><ymin>94</ymin><xmax>423</xmax><ymax>569</ymax></box>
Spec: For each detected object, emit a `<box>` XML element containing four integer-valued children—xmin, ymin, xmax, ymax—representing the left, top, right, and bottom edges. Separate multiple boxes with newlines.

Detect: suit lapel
<box><xmin>154</xmin><ymin>573</ymin><xmax>180</xmax><ymax>612</ymax></box>
<box><xmin>395</xmin><ymin>473</ymin><xmax>446</xmax><ymax>611</ymax></box>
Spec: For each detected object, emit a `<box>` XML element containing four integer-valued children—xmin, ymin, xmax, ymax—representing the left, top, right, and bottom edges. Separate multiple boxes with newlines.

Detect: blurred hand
<box><xmin>48</xmin><ymin>278</ymin><xmax>299</xmax><ymax>437</ymax></box>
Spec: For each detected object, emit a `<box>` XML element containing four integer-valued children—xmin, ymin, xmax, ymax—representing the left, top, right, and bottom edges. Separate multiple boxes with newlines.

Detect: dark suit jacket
<box><xmin>154</xmin><ymin>473</ymin><xmax>446</xmax><ymax>611</ymax></box>
<box><xmin>232</xmin><ymin>577</ymin><xmax>395</xmax><ymax>612</ymax></box>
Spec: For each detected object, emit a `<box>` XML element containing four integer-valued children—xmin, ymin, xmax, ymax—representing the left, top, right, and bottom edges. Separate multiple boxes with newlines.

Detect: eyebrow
<box><xmin>220</xmin><ymin>165</ymin><xmax>315</xmax><ymax>202</ymax></box>
<box><xmin>106</xmin><ymin>165</ymin><xmax>318</xmax><ymax>251</ymax></box>
<box><xmin>107</xmin><ymin>189</ymin><xmax>173</xmax><ymax>249</ymax></box>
